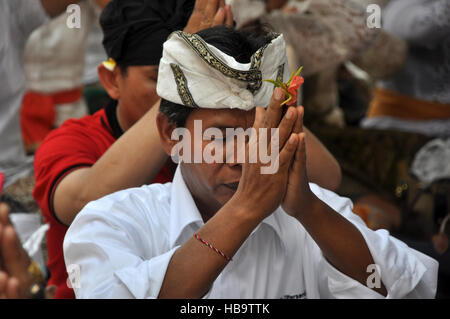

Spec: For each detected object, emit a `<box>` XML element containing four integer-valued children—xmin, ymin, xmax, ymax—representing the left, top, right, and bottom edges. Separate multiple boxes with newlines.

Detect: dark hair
<box><xmin>159</xmin><ymin>25</ymin><xmax>274</xmax><ymax>127</ymax></box>
<box><xmin>118</xmin><ymin>63</ymin><xmax>129</xmax><ymax>77</ymax></box>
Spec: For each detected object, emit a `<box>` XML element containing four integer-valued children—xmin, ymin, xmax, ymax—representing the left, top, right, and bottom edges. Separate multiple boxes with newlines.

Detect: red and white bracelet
<box><xmin>193</xmin><ymin>233</ymin><xmax>232</xmax><ymax>262</ymax></box>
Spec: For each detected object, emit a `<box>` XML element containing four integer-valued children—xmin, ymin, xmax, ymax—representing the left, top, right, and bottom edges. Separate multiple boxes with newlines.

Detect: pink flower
<box><xmin>287</xmin><ymin>76</ymin><xmax>304</xmax><ymax>106</ymax></box>
<box><xmin>263</xmin><ymin>66</ymin><xmax>304</xmax><ymax>106</ymax></box>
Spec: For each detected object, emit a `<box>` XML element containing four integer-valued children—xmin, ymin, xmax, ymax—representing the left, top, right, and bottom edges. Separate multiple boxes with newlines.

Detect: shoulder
<box><xmin>45</xmin><ymin>109</ymin><xmax>111</xmax><ymax>142</ymax></box>
<box><xmin>33</xmin><ymin>109</ymin><xmax>115</xmax><ymax>217</ymax></box>
<box><xmin>35</xmin><ymin>109</ymin><xmax>113</xmax><ymax>163</ymax></box>
<box><xmin>64</xmin><ymin>183</ymin><xmax>174</xmax><ymax>254</ymax></box>
<box><xmin>71</xmin><ymin>183</ymin><xmax>174</xmax><ymax>234</ymax></box>
<box><xmin>34</xmin><ymin>110</ymin><xmax>113</xmax><ymax>181</ymax></box>
<box><xmin>309</xmin><ymin>183</ymin><xmax>354</xmax><ymax>213</ymax></box>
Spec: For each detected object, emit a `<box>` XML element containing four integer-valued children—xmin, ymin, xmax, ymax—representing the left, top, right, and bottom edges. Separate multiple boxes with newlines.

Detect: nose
<box><xmin>224</xmin><ymin>136</ymin><xmax>245</xmax><ymax>167</ymax></box>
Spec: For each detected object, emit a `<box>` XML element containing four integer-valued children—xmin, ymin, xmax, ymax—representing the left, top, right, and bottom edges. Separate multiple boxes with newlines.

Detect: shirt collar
<box><xmin>169</xmin><ymin>167</ymin><xmax>204</xmax><ymax>248</ymax></box>
<box><xmin>104</xmin><ymin>98</ymin><xmax>124</xmax><ymax>139</ymax></box>
<box><xmin>169</xmin><ymin>166</ymin><xmax>288</xmax><ymax>251</ymax></box>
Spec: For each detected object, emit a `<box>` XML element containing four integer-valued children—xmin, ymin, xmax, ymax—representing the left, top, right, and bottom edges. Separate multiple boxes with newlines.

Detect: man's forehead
<box><xmin>189</xmin><ymin>108</ymin><xmax>256</xmax><ymax>128</ymax></box>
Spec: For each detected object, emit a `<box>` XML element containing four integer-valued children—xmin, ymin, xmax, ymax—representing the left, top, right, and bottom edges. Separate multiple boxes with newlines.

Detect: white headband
<box><xmin>156</xmin><ymin>31</ymin><xmax>290</xmax><ymax>111</ymax></box>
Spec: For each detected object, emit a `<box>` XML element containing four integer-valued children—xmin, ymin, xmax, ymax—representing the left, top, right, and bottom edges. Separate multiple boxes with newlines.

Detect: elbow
<box><xmin>53</xmin><ymin>186</ymin><xmax>91</xmax><ymax>226</ymax></box>
<box><xmin>321</xmin><ymin>159</ymin><xmax>342</xmax><ymax>192</ymax></box>
<box><xmin>330</xmin><ymin>162</ymin><xmax>342</xmax><ymax>192</ymax></box>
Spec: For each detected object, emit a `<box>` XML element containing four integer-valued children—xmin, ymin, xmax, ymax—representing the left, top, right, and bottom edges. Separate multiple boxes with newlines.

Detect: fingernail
<box><xmin>286</xmin><ymin>108</ymin><xmax>293</xmax><ymax>119</ymax></box>
<box><xmin>274</xmin><ymin>88</ymin><xmax>283</xmax><ymax>101</ymax></box>
<box><xmin>289</xmin><ymin>134</ymin><xmax>296</xmax><ymax>144</ymax></box>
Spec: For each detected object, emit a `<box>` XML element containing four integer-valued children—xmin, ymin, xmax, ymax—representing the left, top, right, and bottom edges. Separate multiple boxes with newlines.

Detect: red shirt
<box><xmin>33</xmin><ymin>101</ymin><xmax>173</xmax><ymax>299</ymax></box>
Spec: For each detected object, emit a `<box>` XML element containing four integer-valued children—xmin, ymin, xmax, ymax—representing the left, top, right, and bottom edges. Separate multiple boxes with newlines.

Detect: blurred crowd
<box><xmin>0</xmin><ymin>0</ymin><xmax>449</xmax><ymax>299</ymax></box>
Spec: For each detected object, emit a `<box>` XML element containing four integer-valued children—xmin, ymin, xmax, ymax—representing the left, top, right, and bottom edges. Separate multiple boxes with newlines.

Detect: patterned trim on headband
<box><xmin>175</xmin><ymin>31</ymin><xmax>279</xmax><ymax>94</ymax></box>
<box><xmin>170</xmin><ymin>63</ymin><xmax>199</xmax><ymax>108</ymax></box>
<box><xmin>276</xmin><ymin>63</ymin><xmax>285</xmax><ymax>83</ymax></box>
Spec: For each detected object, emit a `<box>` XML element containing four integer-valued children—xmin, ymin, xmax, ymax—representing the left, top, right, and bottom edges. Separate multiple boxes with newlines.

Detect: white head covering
<box><xmin>156</xmin><ymin>30</ymin><xmax>289</xmax><ymax>111</ymax></box>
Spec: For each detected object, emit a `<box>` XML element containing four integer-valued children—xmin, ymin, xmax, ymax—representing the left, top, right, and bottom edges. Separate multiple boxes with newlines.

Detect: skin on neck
<box><xmin>116</xmin><ymin>101</ymin><xmax>131</xmax><ymax>132</ymax></box>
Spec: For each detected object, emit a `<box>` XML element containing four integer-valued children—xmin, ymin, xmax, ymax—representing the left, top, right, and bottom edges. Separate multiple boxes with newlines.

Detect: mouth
<box><xmin>223</xmin><ymin>182</ymin><xmax>240</xmax><ymax>191</ymax></box>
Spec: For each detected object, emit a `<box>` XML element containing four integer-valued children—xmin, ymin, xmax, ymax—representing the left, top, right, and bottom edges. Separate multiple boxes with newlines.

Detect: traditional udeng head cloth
<box><xmin>100</xmin><ymin>0</ymin><xmax>195</xmax><ymax>67</ymax></box>
<box><xmin>157</xmin><ymin>31</ymin><xmax>290</xmax><ymax>110</ymax></box>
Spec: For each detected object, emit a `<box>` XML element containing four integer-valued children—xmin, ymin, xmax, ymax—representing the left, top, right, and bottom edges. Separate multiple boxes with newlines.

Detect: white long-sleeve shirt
<box><xmin>63</xmin><ymin>167</ymin><xmax>438</xmax><ymax>299</ymax></box>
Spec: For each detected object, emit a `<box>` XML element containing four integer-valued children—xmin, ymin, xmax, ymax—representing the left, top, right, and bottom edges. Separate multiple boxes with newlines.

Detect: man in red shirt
<box><xmin>33</xmin><ymin>0</ymin><xmax>234</xmax><ymax>299</ymax></box>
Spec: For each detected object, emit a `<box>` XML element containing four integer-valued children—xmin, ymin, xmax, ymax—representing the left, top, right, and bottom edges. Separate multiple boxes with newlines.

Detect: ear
<box><xmin>98</xmin><ymin>64</ymin><xmax>121</xmax><ymax>100</ymax></box>
<box><xmin>156</xmin><ymin>112</ymin><xmax>179</xmax><ymax>157</ymax></box>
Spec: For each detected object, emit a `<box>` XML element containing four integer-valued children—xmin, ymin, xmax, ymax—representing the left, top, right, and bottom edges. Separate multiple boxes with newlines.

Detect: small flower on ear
<box><xmin>263</xmin><ymin>66</ymin><xmax>304</xmax><ymax>106</ymax></box>
<box><xmin>102</xmin><ymin>58</ymin><xmax>117</xmax><ymax>71</ymax></box>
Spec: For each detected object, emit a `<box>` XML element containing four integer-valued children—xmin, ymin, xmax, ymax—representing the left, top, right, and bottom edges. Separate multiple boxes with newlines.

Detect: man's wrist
<box><xmin>289</xmin><ymin>191</ymin><xmax>321</xmax><ymax>221</ymax></box>
<box><xmin>225</xmin><ymin>196</ymin><xmax>268</xmax><ymax>228</ymax></box>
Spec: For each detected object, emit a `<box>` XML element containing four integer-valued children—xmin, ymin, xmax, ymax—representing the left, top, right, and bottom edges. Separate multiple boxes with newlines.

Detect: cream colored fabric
<box><xmin>23</xmin><ymin>0</ymin><xmax>99</xmax><ymax>93</ymax></box>
<box><xmin>229</xmin><ymin>0</ymin><xmax>266</xmax><ymax>29</ymax></box>
<box><xmin>157</xmin><ymin>31</ymin><xmax>290</xmax><ymax>110</ymax></box>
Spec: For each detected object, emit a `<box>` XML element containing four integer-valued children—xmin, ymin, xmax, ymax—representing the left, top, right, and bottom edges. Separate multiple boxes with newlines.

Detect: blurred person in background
<box><xmin>361</xmin><ymin>0</ymin><xmax>450</xmax><ymax>137</ymax></box>
<box><xmin>20</xmin><ymin>0</ymin><xmax>108</xmax><ymax>155</ymax></box>
<box><xmin>0</xmin><ymin>0</ymin><xmax>91</xmax><ymax>196</ymax></box>
<box><xmin>0</xmin><ymin>0</ymin><xmax>108</xmax><ymax>299</ymax></box>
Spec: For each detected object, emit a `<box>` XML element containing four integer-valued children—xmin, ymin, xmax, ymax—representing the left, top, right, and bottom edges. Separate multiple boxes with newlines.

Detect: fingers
<box><xmin>203</xmin><ymin>0</ymin><xmax>220</xmax><ymax>22</ymax></box>
<box><xmin>1</xmin><ymin>225</ymin><xmax>19</xmax><ymax>274</ymax></box>
<box><xmin>185</xmin><ymin>0</ymin><xmax>228</xmax><ymax>33</ymax></box>
<box><xmin>0</xmin><ymin>224</ymin><xmax>4</xmax><ymax>271</ymax></box>
<box><xmin>292</xmin><ymin>106</ymin><xmax>304</xmax><ymax>135</ymax></box>
<box><xmin>291</xmin><ymin>107</ymin><xmax>307</xmax><ymax>171</ymax></box>
<box><xmin>287</xmin><ymin>107</ymin><xmax>306</xmax><ymax>178</ymax></box>
<box><xmin>2</xmin><ymin>225</ymin><xmax>30</xmax><ymax>276</ymax></box>
<box><xmin>0</xmin><ymin>202</ymin><xmax>11</xmax><ymax>226</ymax></box>
<box><xmin>193</xmin><ymin>0</ymin><xmax>206</xmax><ymax>11</ymax></box>
<box><xmin>291</xmin><ymin>132</ymin><xmax>307</xmax><ymax>177</ymax></box>
<box><xmin>252</xmin><ymin>106</ymin><xmax>265</xmax><ymax>131</ymax></box>
<box><xmin>278</xmin><ymin>134</ymin><xmax>299</xmax><ymax>170</ymax></box>
<box><xmin>0</xmin><ymin>273</ymin><xmax>21</xmax><ymax>299</ymax></box>
<box><xmin>225</xmin><ymin>5</ymin><xmax>234</xmax><ymax>27</ymax></box>
<box><xmin>5</xmin><ymin>277</ymin><xmax>20</xmax><ymax>299</ymax></box>
<box><xmin>263</xmin><ymin>87</ymin><xmax>285</xmax><ymax>130</ymax></box>
<box><xmin>0</xmin><ymin>271</ymin><xmax>6</xmax><ymax>298</ymax></box>
<box><xmin>184</xmin><ymin>0</ymin><xmax>206</xmax><ymax>33</ymax></box>
<box><xmin>277</xmin><ymin>107</ymin><xmax>298</xmax><ymax>150</ymax></box>
<box><xmin>212</xmin><ymin>6</ymin><xmax>226</xmax><ymax>27</ymax></box>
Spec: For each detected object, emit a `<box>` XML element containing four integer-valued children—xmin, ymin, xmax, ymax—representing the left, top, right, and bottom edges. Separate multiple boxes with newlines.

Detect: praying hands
<box><xmin>0</xmin><ymin>203</ymin><xmax>33</xmax><ymax>298</ymax></box>
<box><xmin>0</xmin><ymin>203</ymin><xmax>55</xmax><ymax>299</ymax></box>
<box><xmin>184</xmin><ymin>0</ymin><xmax>233</xmax><ymax>34</ymax></box>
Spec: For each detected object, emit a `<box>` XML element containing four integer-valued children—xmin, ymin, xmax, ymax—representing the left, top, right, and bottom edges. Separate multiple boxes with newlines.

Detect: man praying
<box><xmin>63</xmin><ymin>26</ymin><xmax>438</xmax><ymax>299</ymax></box>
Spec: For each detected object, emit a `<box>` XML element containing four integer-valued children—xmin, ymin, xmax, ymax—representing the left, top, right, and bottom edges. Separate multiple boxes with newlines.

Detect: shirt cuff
<box><xmin>323</xmin><ymin>257</ymin><xmax>385</xmax><ymax>299</ymax></box>
<box><xmin>114</xmin><ymin>246</ymin><xmax>180</xmax><ymax>299</ymax></box>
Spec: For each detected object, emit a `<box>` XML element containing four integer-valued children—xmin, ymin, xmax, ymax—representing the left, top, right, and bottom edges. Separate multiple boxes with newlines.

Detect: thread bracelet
<box><xmin>193</xmin><ymin>233</ymin><xmax>232</xmax><ymax>262</ymax></box>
